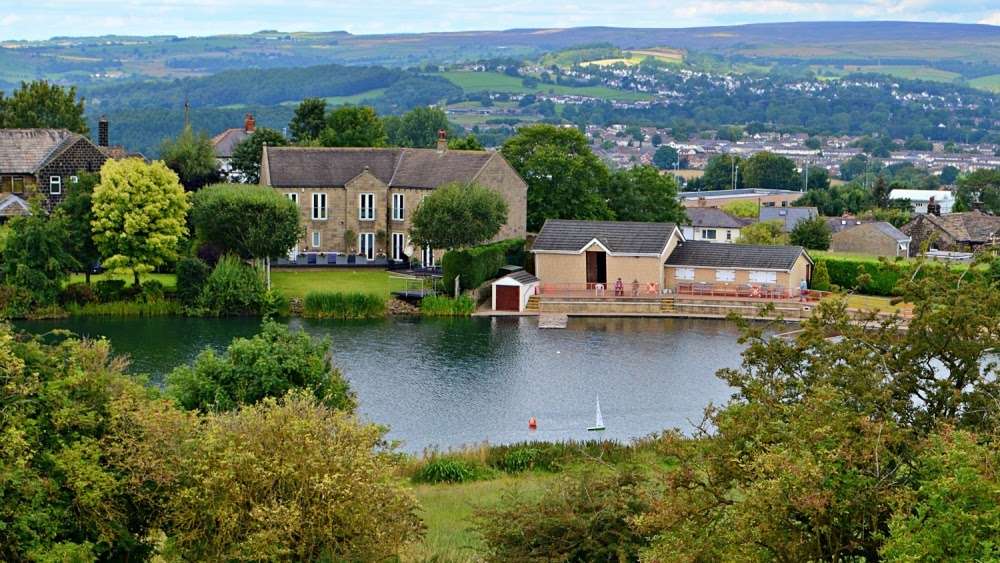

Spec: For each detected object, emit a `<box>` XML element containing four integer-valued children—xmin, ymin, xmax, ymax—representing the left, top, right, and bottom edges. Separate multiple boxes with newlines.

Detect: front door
<box><xmin>585</xmin><ymin>251</ymin><xmax>607</xmax><ymax>287</ymax></box>
<box><xmin>391</xmin><ymin>233</ymin><xmax>405</xmax><ymax>261</ymax></box>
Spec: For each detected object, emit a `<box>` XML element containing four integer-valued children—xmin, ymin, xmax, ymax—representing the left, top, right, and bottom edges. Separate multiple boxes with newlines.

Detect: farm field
<box><xmin>436</xmin><ymin>71</ymin><xmax>652</xmax><ymax>101</ymax></box>
<box><xmin>969</xmin><ymin>73</ymin><xmax>1000</xmax><ymax>92</ymax></box>
<box><xmin>813</xmin><ymin>64</ymin><xmax>962</xmax><ymax>83</ymax></box>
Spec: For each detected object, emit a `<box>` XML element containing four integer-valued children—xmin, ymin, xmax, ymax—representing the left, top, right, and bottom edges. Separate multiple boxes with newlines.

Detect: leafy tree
<box><xmin>384</xmin><ymin>106</ymin><xmax>451</xmax><ymax>148</ymax></box>
<box><xmin>721</xmin><ymin>200</ymin><xmax>759</xmax><ymax>219</ymax></box>
<box><xmin>230</xmin><ymin>127</ymin><xmax>289</xmax><ymax>184</ymax></box>
<box><xmin>810</xmin><ymin>260</ymin><xmax>831</xmax><ymax>291</ymax></box>
<box><xmin>1</xmin><ymin>202</ymin><xmax>79</xmax><ymax>305</ymax></box>
<box><xmin>804</xmin><ymin>136</ymin><xmax>822</xmax><ymax>150</ymax></box>
<box><xmin>0</xmin><ymin>80</ymin><xmax>88</xmax><ymax>133</ymax></box>
<box><xmin>603</xmin><ymin>165</ymin><xmax>687</xmax><ymax>223</ymax></box>
<box><xmin>319</xmin><ymin>105</ymin><xmax>386</xmax><ymax>147</ymax></box>
<box><xmin>91</xmin><ymin>159</ymin><xmax>191</xmax><ymax>285</ymax></box>
<box><xmin>736</xmin><ymin>219</ymin><xmax>788</xmax><ymax>245</ymax></box>
<box><xmin>796</xmin><ymin>182</ymin><xmax>874</xmax><ymax>216</ymax></box>
<box><xmin>166</xmin><ymin>321</ymin><xmax>355</xmax><ymax>412</ymax></box>
<box><xmin>501</xmin><ymin>124</ymin><xmax>612</xmax><ymax>231</ymax></box>
<box><xmin>410</xmin><ymin>182</ymin><xmax>508</xmax><ymax>249</ymax></box>
<box><xmin>872</xmin><ymin>175</ymin><xmax>891</xmax><ymax>207</ymax></box>
<box><xmin>884</xmin><ymin>162</ymin><xmax>940</xmax><ymax>190</ymax></box>
<box><xmin>447</xmin><ymin>134</ymin><xmax>484</xmax><ymax>150</ymax></box>
<box><xmin>651</xmin><ymin>133</ymin><xmax>663</xmax><ymax>146</ymax></box>
<box><xmin>789</xmin><ymin>215</ymin><xmax>831</xmax><ymax>250</ymax></box>
<box><xmin>288</xmin><ymin>97</ymin><xmax>327</xmax><ymax>142</ymax></box>
<box><xmin>116</xmin><ymin>391</ymin><xmax>422</xmax><ymax>561</ymax></box>
<box><xmin>159</xmin><ymin>125</ymin><xmax>220</xmax><ymax>190</ymax></box>
<box><xmin>742</xmin><ymin>151</ymin><xmax>799</xmax><ymax>190</ymax></box>
<box><xmin>57</xmin><ymin>172</ymin><xmax>101</xmax><ymax>283</ymax></box>
<box><xmin>955</xmin><ymin>168</ymin><xmax>1000</xmax><ymax>214</ymax></box>
<box><xmin>196</xmin><ymin>255</ymin><xmax>273</xmax><ymax>316</ymax></box>
<box><xmin>939</xmin><ymin>165</ymin><xmax>960</xmax><ymax>185</ymax></box>
<box><xmin>0</xmin><ymin>327</ymin><xmax>158</xmax><ymax>561</ymax></box>
<box><xmin>652</xmin><ymin>145</ymin><xmax>679</xmax><ymax>170</ymax></box>
<box><xmin>839</xmin><ymin>153</ymin><xmax>881</xmax><ymax>182</ymax></box>
<box><xmin>903</xmin><ymin>134</ymin><xmax>933</xmax><ymax>151</ymax></box>
<box><xmin>702</xmin><ymin>154</ymin><xmax>743</xmax><ymax>190</ymax></box>
<box><xmin>803</xmin><ymin>166</ymin><xmax>830</xmax><ymax>190</ymax></box>
<box><xmin>191</xmin><ymin>184</ymin><xmax>301</xmax><ymax>260</ymax></box>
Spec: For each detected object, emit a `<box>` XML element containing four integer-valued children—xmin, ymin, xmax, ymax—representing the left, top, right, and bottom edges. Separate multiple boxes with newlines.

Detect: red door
<box><xmin>495</xmin><ymin>286</ymin><xmax>520</xmax><ymax>311</ymax></box>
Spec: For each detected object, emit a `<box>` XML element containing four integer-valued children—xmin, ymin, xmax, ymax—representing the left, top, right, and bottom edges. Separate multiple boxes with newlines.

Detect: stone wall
<box><xmin>36</xmin><ymin>137</ymin><xmax>108</xmax><ymax>210</ymax></box>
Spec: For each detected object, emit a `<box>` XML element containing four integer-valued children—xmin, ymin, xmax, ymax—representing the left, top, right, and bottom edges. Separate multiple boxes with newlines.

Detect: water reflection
<box><xmin>16</xmin><ymin>315</ymin><xmax>749</xmax><ymax>452</ymax></box>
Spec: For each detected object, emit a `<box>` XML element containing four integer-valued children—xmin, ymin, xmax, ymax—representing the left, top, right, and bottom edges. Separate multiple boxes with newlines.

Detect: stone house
<box><xmin>0</xmin><ymin>128</ymin><xmax>108</xmax><ymax>210</ymax></box>
<box><xmin>901</xmin><ymin>211</ymin><xmax>1000</xmax><ymax>255</ymax></box>
<box><xmin>211</xmin><ymin>113</ymin><xmax>255</xmax><ymax>181</ymax></box>
<box><xmin>830</xmin><ymin>222</ymin><xmax>911</xmax><ymax>257</ymax></box>
<box><xmin>259</xmin><ymin>142</ymin><xmax>527</xmax><ymax>265</ymax></box>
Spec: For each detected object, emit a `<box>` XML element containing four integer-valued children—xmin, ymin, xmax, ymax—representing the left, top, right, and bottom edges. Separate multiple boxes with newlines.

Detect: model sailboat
<box><xmin>587</xmin><ymin>395</ymin><xmax>606</xmax><ymax>431</ymax></box>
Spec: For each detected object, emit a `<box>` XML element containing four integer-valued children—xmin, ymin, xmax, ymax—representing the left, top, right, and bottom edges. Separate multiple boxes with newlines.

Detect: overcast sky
<box><xmin>2</xmin><ymin>0</ymin><xmax>998</xmax><ymax>41</ymax></box>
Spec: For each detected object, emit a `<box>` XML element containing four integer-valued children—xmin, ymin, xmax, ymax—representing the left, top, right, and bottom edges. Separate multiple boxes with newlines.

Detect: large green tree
<box><xmin>159</xmin><ymin>125</ymin><xmax>220</xmax><ymax>190</ymax></box>
<box><xmin>1</xmin><ymin>203</ymin><xmax>79</xmax><ymax>305</ymax></box>
<box><xmin>410</xmin><ymin>182</ymin><xmax>508</xmax><ymax>249</ymax></box>
<box><xmin>501</xmin><ymin>124</ymin><xmax>612</xmax><ymax>231</ymax></box>
<box><xmin>384</xmin><ymin>106</ymin><xmax>452</xmax><ymax>148</ymax></box>
<box><xmin>652</xmin><ymin>145</ymin><xmax>679</xmax><ymax>170</ymax></box>
<box><xmin>91</xmin><ymin>159</ymin><xmax>191</xmax><ymax>285</ymax></box>
<box><xmin>701</xmin><ymin>154</ymin><xmax>743</xmax><ymax>190</ymax></box>
<box><xmin>789</xmin><ymin>215</ymin><xmax>832</xmax><ymax>250</ymax></box>
<box><xmin>230</xmin><ymin>127</ymin><xmax>289</xmax><ymax>184</ymax></box>
<box><xmin>191</xmin><ymin>184</ymin><xmax>301</xmax><ymax>260</ymax></box>
<box><xmin>57</xmin><ymin>171</ymin><xmax>101</xmax><ymax>283</ymax></box>
<box><xmin>288</xmin><ymin>97</ymin><xmax>327</xmax><ymax>142</ymax></box>
<box><xmin>318</xmin><ymin>106</ymin><xmax>386</xmax><ymax>147</ymax></box>
<box><xmin>0</xmin><ymin>80</ymin><xmax>88</xmax><ymax>133</ymax></box>
<box><xmin>742</xmin><ymin>151</ymin><xmax>799</xmax><ymax>190</ymax></box>
<box><xmin>603</xmin><ymin>165</ymin><xmax>687</xmax><ymax>223</ymax></box>
<box><xmin>736</xmin><ymin>219</ymin><xmax>788</xmax><ymax>245</ymax></box>
<box><xmin>955</xmin><ymin>168</ymin><xmax>1000</xmax><ymax>214</ymax></box>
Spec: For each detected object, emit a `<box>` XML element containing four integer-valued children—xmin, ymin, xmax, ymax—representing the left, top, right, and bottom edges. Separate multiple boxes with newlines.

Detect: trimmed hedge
<box><xmin>813</xmin><ymin>256</ymin><xmax>982</xmax><ymax>296</ymax></box>
<box><xmin>441</xmin><ymin>239</ymin><xmax>525</xmax><ymax>293</ymax></box>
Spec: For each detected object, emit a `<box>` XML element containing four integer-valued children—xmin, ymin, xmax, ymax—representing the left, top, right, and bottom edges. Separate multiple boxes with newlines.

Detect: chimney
<box><xmin>98</xmin><ymin>116</ymin><xmax>109</xmax><ymax>147</ymax></box>
<box><xmin>244</xmin><ymin>113</ymin><xmax>256</xmax><ymax>133</ymax></box>
<box><xmin>436</xmin><ymin>129</ymin><xmax>447</xmax><ymax>152</ymax></box>
<box><xmin>927</xmin><ymin>196</ymin><xmax>941</xmax><ymax>216</ymax></box>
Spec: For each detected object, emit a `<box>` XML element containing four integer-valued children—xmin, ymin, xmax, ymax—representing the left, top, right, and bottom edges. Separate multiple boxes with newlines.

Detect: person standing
<box><xmin>614</xmin><ymin>277</ymin><xmax>624</xmax><ymax>297</ymax></box>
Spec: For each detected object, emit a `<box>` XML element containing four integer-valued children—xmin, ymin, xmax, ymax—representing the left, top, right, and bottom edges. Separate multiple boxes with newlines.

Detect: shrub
<box><xmin>811</xmin><ymin>261</ymin><xmax>831</xmax><ymax>291</ymax></box>
<box><xmin>67</xmin><ymin>300</ymin><xmax>182</xmax><ymax>317</ymax></box>
<box><xmin>484</xmin><ymin>440</ymin><xmax>639</xmax><ymax>472</ymax></box>
<box><xmin>175</xmin><ymin>256</ymin><xmax>211</xmax><ymax>306</ymax></box>
<box><xmin>0</xmin><ymin>285</ymin><xmax>36</xmax><ymax>319</ymax></box>
<box><xmin>412</xmin><ymin>457</ymin><xmax>489</xmax><ymax>484</ymax></box>
<box><xmin>442</xmin><ymin>239</ymin><xmax>525</xmax><ymax>293</ymax></box>
<box><xmin>60</xmin><ymin>282</ymin><xmax>97</xmax><ymax>305</ymax></box>
<box><xmin>199</xmin><ymin>255</ymin><xmax>267</xmax><ymax>316</ymax></box>
<box><xmin>138</xmin><ymin>279</ymin><xmax>166</xmax><ymax>302</ymax></box>
<box><xmin>817</xmin><ymin>257</ymin><xmax>902</xmax><ymax>296</ymax></box>
<box><xmin>420</xmin><ymin>295</ymin><xmax>476</xmax><ymax>316</ymax></box>
<box><xmin>166</xmin><ymin>321</ymin><xmax>355</xmax><ymax>412</ymax></box>
<box><xmin>494</xmin><ymin>447</ymin><xmax>541</xmax><ymax>473</ymax></box>
<box><xmin>95</xmin><ymin>279</ymin><xmax>128</xmax><ymax>302</ymax></box>
<box><xmin>302</xmin><ymin>291</ymin><xmax>386</xmax><ymax>319</ymax></box>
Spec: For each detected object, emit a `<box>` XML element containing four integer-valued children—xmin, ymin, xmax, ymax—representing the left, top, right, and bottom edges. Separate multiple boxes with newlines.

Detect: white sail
<box><xmin>588</xmin><ymin>395</ymin><xmax>605</xmax><ymax>431</ymax></box>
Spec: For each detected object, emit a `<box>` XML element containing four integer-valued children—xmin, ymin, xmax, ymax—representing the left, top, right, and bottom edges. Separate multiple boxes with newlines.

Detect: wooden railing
<box><xmin>674</xmin><ymin>282</ymin><xmax>825</xmax><ymax>302</ymax></box>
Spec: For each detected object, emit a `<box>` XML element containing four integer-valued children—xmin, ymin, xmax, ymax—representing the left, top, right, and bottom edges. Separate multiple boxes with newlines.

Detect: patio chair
<box><xmin>326</xmin><ymin>253</ymin><xmax>337</xmax><ymax>265</ymax></box>
<box><xmin>307</xmin><ymin>254</ymin><xmax>317</xmax><ymax>265</ymax></box>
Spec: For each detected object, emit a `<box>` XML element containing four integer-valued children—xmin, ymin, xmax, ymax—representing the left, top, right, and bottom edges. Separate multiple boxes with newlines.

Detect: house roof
<box><xmin>262</xmin><ymin>146</ymin><xmax>499</xmax><ymax>188</ymax></box>
<box><xmin>665</xmin><ymin>240</ymin><xmax>809</xmax><ymax>271</ymax></box>
<box><xmin>678</xmin><ymin>188</ymin><xmax>803</xmax><ymax>200</ymax></box>
<box><xmin>826</xmin><ymin>216</ymin><xmax>871</xmax><ymax>233</ymax></box>
<box><xmin>684</xmin><ymin>207</ymin><xmax>747</xmax><ymax>229</ymax></box>
<box><xmin>0</xmin><ymin>129</ymin><xmax>78</xmax><ymax>173</ymax></box>
<box><xmin>504</xmin><ymin>270</ymin><xmax>540</xmax><ymax>285</ymax></box>
<box><xmin>211</xmin><ymin>128</ymin><xmax>251</xmax><ymax>159</ymax></box>
<box><xmin>533</xmin><ymin>219</ymin><xmax>679</xmax><ymax>255</ymax></box>
<box><xmin>758</xmin><ymin>206</ymin><xmax>818</xmax><ymax>232</ymax></box>
<box><xmin>868</xmin><ymin>222</ymin><xmax>911</xmax><ymax>242</ymax></box>
<box><xmin>916</xmin><ymin>211</ymin><xmax>1000</xmax><ymax>243</ymax></box>
<box><xmin>0</xmin><ymin>193</ymin><xmax>30</xmax><ymax>217</ymax></box>
<box><xmin>889</xmin><ymin>189</ymin><xmax>955</xmax><ymax>202</ymax></box>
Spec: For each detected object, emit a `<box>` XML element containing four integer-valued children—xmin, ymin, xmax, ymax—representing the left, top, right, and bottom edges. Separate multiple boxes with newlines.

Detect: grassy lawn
<box><xmin>271</xmin><ymin>268</ymin><xmax>422</xmax><ymax>299</ymax></box>
<box><xmin>830</xmin><ymin>293</ymin><xmax>912</xmax><ymax>315</ymax></box>
<box><xmin>68</xmin><ymin>272</ymin><xmax>178</xmax><ymax>288</ymax></box>
<box><xmin>809</xmin><ymin>250</ymin><xmax>907</xmax><ymax>263</ymax></box>
<box><xmin>402</xmin><ymin>473</ymin><xmax>553</xmax><ymax>562</ymax></box>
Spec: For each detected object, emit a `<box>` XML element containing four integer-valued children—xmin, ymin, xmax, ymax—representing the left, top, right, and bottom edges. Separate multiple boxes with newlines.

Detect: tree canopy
<box><xmin>57</xmin><ymin>171</ymin><xmax>101</xmax><ymax>283</ymax></box>
<box><xmin>652</xmin><ymin>145</ymin><xmax>679</xmax><ymax>170</ymax></box>
<box><xmin>0</xmin><ymin>80</ymin><xmax>88</xmax><ymax>133</ymax></box>
<box><xmin>789</xmin><ymin>215</ymin><xmax>832</xmax><ymax>250</ymax></box>
<box><xmin>230</xmin><ymin>127</ymin><xmax>289</xmax><ymax>184</ymax></box>
<box><xmin>384</xmin><ymin>106</ymin><xmax>452</xmax><ymax>148</ymax></box>
<box><xmin>190</xmin><ymin>183</ymin><xmax>301</xmax><ymax>260</ymax></box>
<box><xmin>955</xmin><ymin>168</ymin><xmax>1000</xmax><ymax>214</ymax></box>
<box><xmin>1</xmin><ymin>202</ymin><xmax>79</xmax><ymax>305</ymax></box>
<box><xmin>742</xmin><ymin>151</ymin><xmax>799</xmax><ymax>190</ymax></box>
<box><xmin>410</xmin><ymin>182</ymin><xmax>508</xmax><ymax>249</ymax></box>
<box><xmin>736</xmin><ymin>219</ymin><xmax>788</xmax><ymax>245</ymax></box>
<box><xmin>91</xmin><ymin>159</ymin><xmax>191</xmax><ymax>284</ymax></box>
<box><xmin>159</xmin><ymin>125</ymin><xmax>220</xmax><ymax>190</ymax></box>
<box><xmin>319</xmin><ymin>105</ymin><xmax>386</xmax><ymax>147</ymax></box>
<box><xmin>288</xmin><ymin>97</ymin><xmax>327</xmax><ymax>142</ymax></box>
<box><xmin>603</xmin><ymin>165</ymin><xmax>687</xmax><ymax>224</ymax></box>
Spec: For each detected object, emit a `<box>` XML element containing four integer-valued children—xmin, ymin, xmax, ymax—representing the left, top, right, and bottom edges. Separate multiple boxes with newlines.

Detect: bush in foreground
<box><xmin>302</xmin><ymin>291</ymin><xmax>386</xmax><ymax>319</ymax></box>
<box><xmin>420</xmin><ymin>295</ymin><xmax>476</xmax><ymax>316</ymax></box>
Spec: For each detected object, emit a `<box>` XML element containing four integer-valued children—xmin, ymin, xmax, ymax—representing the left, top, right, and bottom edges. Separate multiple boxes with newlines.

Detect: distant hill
<box><xmin>2</xmin><ymin>21</ymin><xmax>998</xmax><ymax>86</ymax></box>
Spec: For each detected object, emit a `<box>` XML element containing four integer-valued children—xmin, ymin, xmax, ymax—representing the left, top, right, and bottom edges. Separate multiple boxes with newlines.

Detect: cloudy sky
<box><xmin>2</xmin><ymin>0</ymin><xmax>998</xmax><ymax>41</ymax></box>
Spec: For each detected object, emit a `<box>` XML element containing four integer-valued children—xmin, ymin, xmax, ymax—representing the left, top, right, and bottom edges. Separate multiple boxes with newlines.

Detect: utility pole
<box><xmin>183</xmin><ymin>98</ymin><xmax>190</xmax><ymax>129</ymax></box>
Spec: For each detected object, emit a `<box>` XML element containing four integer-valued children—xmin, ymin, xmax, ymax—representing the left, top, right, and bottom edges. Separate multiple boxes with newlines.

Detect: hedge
<box><xmin>441</xmin><ymin>239</ymin><xmax>526</xmax><ymax>293</ymax></box>
<box><xmin>813</xmin><ymin>256</ymin><xmax>982</xmax><ymax>296</ymax></box>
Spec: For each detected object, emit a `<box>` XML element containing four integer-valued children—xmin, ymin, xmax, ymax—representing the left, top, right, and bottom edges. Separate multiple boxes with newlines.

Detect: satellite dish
<box><xmin>404</xmin><ymin>236</ymin><xmax>415</xmax><ymax>256</ymax></box>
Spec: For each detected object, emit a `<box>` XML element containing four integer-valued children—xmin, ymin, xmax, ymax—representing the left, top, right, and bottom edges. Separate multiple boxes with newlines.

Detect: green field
<box><xmin>436</xmin><ymin>71</ymin><xmax>652</xmax><ymax>101</ymax></box>
<box><xmin>277</xmin><ymin>88</ymin><xmax>388</xmax><ymax>108</ymax></box>
<box><xmin>969</xmin><ymin>74</ymin><xmax>1000</xmax><ymax>93</ymax></box>
<box><xmin>813</xmin><ymin>64</ymin><xmax>962</xmax><ymax>84</ymax></box>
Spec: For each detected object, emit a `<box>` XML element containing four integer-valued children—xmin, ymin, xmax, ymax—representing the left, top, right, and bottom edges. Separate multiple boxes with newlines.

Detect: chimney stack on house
<box><xmin>436</xmin><ymin>129</ymin><xmax>447</xmax><ymax>152</ymax></box>
<box><xmin>244</xmin><ymin>113</ymin><xmax>256</xmax><ymax>133</ymax></box>
<box><xmin>98</xmin><ymin>116</ymin><xmax>109</xmax><ymax>147</ymax></box>
<box><xmin>927</xmin><ymin>196</ymin><xmax>941</xmax><ymax>216</ymax></box>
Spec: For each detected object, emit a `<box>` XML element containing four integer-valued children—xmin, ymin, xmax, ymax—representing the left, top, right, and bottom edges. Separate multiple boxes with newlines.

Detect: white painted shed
<box><xmin>491</xmin><ymin>270</ymin><xmax>540</xmax><ymax>312</ymax></box>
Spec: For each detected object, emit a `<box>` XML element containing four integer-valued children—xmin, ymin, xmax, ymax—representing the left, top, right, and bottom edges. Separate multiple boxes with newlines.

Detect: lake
<box><xmin>15</xmin><ymin>316</ymin><xmax>749</xmax><ymax>452</ymax></box>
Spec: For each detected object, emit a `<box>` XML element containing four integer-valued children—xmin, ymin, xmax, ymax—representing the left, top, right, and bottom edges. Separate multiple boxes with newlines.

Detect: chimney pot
<box><xmin>244</xmin><ymin>113</ymin><xmax>256</xmax><ymax>133</ymax></box>
<box><xmin>98</xmin><ymin>116</ymin><xmax>109</xmax><ymax>147</ymax></box>
<box><xmin>436</xmin><ymin>129</ymin><xmax>447</xmax><ymax>152</ymax></box>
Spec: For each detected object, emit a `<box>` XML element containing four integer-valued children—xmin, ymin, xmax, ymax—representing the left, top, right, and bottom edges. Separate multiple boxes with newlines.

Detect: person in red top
<box><xmin>614</xmin><ymin>278</ymin><xmax>624</xmax><ymax>296</ymax></box>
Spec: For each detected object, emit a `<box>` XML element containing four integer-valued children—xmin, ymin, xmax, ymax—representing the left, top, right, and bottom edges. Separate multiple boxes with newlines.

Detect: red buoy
<box><xmin>528</xmin><ymin>417</ymin><xmax>537</xmax><ymax>430</ymax></box>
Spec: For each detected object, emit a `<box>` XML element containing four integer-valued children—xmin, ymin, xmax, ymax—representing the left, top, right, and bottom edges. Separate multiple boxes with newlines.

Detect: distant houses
<box><xmin>759</xmin><ymin>206</ymin><xmax>818</xmax><ymax>233</ymax></box>
<box><xmin>681</xmin><ymin>207</ymin><xmax>747</xmax><ymax>243</ymax></box>
<box><xmin>211</xmin><ymin>113</ymin><xmax>256</xmax><ymax>181</ymax></box>
<box><xmin>889</xmin><ymin>189</ymin><xmax>955</xmax><ymax>215</ymax></box>
<box><xmin>902</xmin><ymin>210</ymin><xmax>1000</xmax><ymax>256</ymax></box>
<box><xmin>259</xmin><ymin>140</ymin><xmax>527</xmax><ymax>264</ymax></box>
<box><xmin>830</xmin><ymin>221</ymin><xmax>911</xmax><ymax>257</ymax></box>
<box><xmin>678</xmin><ymin>188</ymin><xmax>804</xmax><ymax>209</ymax></box>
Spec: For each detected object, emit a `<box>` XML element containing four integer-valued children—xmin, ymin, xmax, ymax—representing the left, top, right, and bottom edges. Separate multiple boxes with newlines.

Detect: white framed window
<box><xmin>311</xmin><ymin>230</ymin><xmax>321</xmax><ymax>248</ymax></box>
<box><xmin>422</xmin><ymin>246</ymin><xmax>434</xmax><ymax>267</ymax></box>
<box><xmin>287</xmin><ymin>192</ymin><xmax>298</xmax><ymax>205</ymax></box>
<box><xmin>716</xmin><ymin>269</ymin><xmax>736</xmax><ymax>282</ymax></box>
<box><xmin>359</xmin><ymin>232</ymin><xmax>375</xmax><ymax>260</ymax></box>
<box><xmin>49</xmin><ymin>176</ymin><xmax>61</xmax><ymax>195</ymax></box>
<box><xmin>391</xmin><ymin>232</ymin><xmax>405</xmax><ymax>261</ymax></box>
<box><xmin>70</xmin><ymin>175</ymin><xmax>79</xmax><ymax>184</ymax></box>
<box><xmin>311</xmin><ymin>193</ymin><xmax>327</xmax><ymax>220</ymax></box>
<box><xmin>392</xmin><ymin>193</ymin><xmax>404</xmax><ymax>221</ymax></box>
<box><xmin>359</xmin><ymin>192</ymin><xmax>375</xmax><ymax>221</ymax></box>
<box><xmin>675</xmin><ymin>268</ymin><xmax>695</xmax><ymax>281</ymax></box>
<box><xmin>701</xmin><ymin>228</ymin><xmax>717</xmax><ymax>240</ymax></box>
<box><xmin>749</xmin><ymin>271</ymin><xmax>778</xmax><ymax>284</ymax></box>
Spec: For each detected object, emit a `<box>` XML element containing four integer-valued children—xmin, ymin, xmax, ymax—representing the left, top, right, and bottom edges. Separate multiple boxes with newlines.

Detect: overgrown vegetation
<box><xmin>302</xmin><ymin>291</ymin><xmax>387</xmax><ymax>319</ymax></box>
<box><xmin>441</xmin><ymin>239</ymin><xmax>526</xmax><ymax>292</ymax></box>
<box><xmin>419</xmin><ymin>295</ymin><xmax>476</xmax><ymax>316</ymax></box>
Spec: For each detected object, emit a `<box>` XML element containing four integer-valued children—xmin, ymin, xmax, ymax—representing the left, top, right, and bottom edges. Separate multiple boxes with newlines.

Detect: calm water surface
<box><xmin>16</xmin><ymin>316</ymin><xmax>749</xmax><ymax>452</ymax></box>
